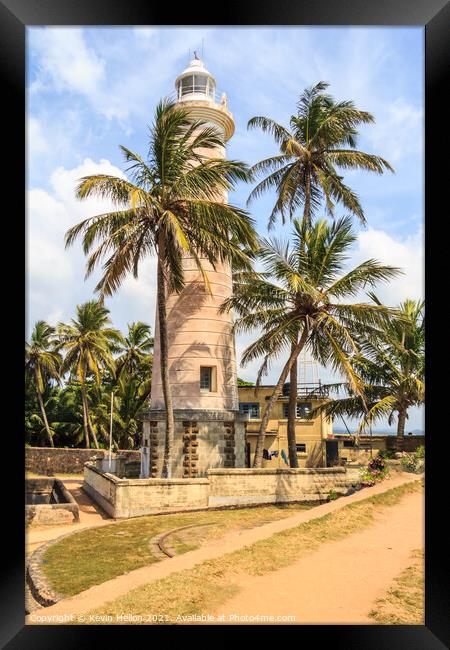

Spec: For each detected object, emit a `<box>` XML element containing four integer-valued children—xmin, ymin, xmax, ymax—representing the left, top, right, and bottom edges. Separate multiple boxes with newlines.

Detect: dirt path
<box><xmin>26</xmin><ymin>473</ymin><xmax>422</xmax><ymax>624</ymax></box>
<box><xmin>212</xmin><ymin>488</ymin><xmax>424</xmax><ymax>624</ymax></box>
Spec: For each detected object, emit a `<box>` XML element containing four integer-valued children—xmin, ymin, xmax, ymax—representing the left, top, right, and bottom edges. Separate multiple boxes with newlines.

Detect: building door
<box><xmin>326</xmin><ymin>440</ymin><xmax>339</xmax><ymax>467</ymax></box>
<box><xmin>245</xmin><ymin>442</ymin><xmax>251</xmax><ymax>468</ymax></box>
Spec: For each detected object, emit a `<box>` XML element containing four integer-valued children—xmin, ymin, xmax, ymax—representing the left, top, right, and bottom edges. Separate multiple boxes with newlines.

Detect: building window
<box><xmin>343</xmin><ymin>439</ymin><xmax>355</xmax><ymax>448</ymax></box>
<box><xmin>296</xmin><ymin>443</ymin><xmax>306</xmax><ymax>453</ymax></box>
<box><xmin>282</xmin><ymin>402</ymin><xmax>312</xmax><ymax>419</ymax></box>
<box><xmin>200</xmin><ymin>366</ymin><xmax>213</xmax><ymax>391</ymax></box>
<box><xmin>239</xmin><ymin>402</ymin><xmax>260</xmax><ymax>419</ymax></box>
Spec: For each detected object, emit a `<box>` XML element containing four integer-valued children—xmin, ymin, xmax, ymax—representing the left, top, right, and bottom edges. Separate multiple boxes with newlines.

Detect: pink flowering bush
<box><xmin>360</xmin><ymin>455</ymin><xmax>389</xmax><ymax>487</ymax></box>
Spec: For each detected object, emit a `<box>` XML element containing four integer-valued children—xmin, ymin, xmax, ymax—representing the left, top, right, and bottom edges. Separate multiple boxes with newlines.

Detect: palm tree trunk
<box><xmin>80</xmin><ymin>385</ymin><xmax>91</xmax><ymax>448</ymax></box>
<box><xmin>157</xmin><ymin>252</ymin><xmax>175</xmax><ymax>479</ymax></box>
<box><xmin>87</xmin><ymin>410</ymin><xmax>100</xmax><ymax>449</ymax></box>
<box><xmin>303</xmin><ymin>171</ymin><xmax>311</xmax><ymax>228</ymax></box>
<box><xmin>287</xmin><ymin>340</ymin><xmax>299</xmax><ymax>467</ymax></box>
<box><xmin>253</xmin><ymin>327</ymin><xmax>309</xmax><ymax>468</ymax></box>
<box><xmin>396</xmin><ymin>407</ymin><xmax>407</xmax><ymax>453</ymax></box>
<box><xmin>36</xmin><ymin>382</ymin><xmax>54</xmax><ymax>448</ymax></box>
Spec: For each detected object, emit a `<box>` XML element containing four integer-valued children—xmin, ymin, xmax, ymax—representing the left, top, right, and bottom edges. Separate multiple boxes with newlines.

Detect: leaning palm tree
<box><xmin>222</xmin><ymin>216</ymin><xmax>401</xmax><ymax>468</ymax></box>
<box><xmin>55</xmin><ymin>301</ymin><xmax>123</xmax><ymax>449</ymax></box>
<box><xmin>25</xmin><ymin>321</ymin><xmax>61</xmax><ymax>447</ymax></box>
<box><xmin>314</xmin><ymin>298</ymin><xmax>424</xmax><ymax>452</ymax></box>
<box><xmin>65</xmin><ymin>99</ymin><xmax>257</xmax><ymax>477</ymax></box>
<box><xmin>247</xmin><ymin>81</ymin><xmax>394</xmax><ymax>229</ymax></box>
<box><xmin>248</xmin><ymin>82</ymin><xmax>394</xmax><ymax>462</ymax></box>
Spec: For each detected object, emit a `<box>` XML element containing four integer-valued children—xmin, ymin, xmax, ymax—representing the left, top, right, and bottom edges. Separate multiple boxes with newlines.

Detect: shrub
<box><xmin>327</xmin><ymin>489</ymin><xmax>338</xmax><ymax>501</ymax></box>
<box><xmin>401</xmin><ymin>446</ymin><xmax>425</xmax><ymax>473</ymax></box>
<box><xmin>360</xmin><ymin>454</ymin><xmax>389</xmax><ymax>487</ymax></box>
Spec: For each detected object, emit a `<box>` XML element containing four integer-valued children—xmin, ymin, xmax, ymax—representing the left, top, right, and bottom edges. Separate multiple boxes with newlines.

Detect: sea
<box><xmin>333</xmin><ymin>428</ymin><xmax>425</xmax><ymax>436</ymax></box>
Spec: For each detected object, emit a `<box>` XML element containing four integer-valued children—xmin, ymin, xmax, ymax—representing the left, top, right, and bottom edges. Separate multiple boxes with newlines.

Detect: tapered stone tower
<box><xmin>142</xmin><ymin>55</ymin><xmax>246</xmax><ymax>478</ymax></box>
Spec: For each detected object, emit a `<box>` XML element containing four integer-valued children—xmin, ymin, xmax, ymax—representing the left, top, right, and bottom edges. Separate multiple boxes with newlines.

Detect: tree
<box><xmin>247</xmin><ymin>82</ymin><xmax>394</xmax><ymax>464</ymax></box>
<box><xmin>222</xmin><ymin>216</ymin><xmax>400</xmax><ymax>467</ymax></box>
<box><xmin>314</xmin><ymin>298</ymin><xmax>424</xmax><ymax>452</ymax></box>
<box><xmin>65</xmin><ymin>99</ymin><xmax>257</xmax><ymax>476</ymax></box>
<box><xmin>25</xmin><ymin>321</ymin><xmax>62</xmax><ymax>448</ymax></box>
<box><xmin>115</xmin><ymin>321</ymin><xmax>153</xmax><ymax>382</ymax></box>
<box><xmin>247</xmin><ymin>81</ymin><xmax>394</xmax><ymax>229</ymax></box>
<box><xmin>55</xmin><ymin>301</ymin><xmax>123</xmax><ymax>449</ymax></box>
<box><xmin>237</xmin><ymin>377</ymin><xmax>255</xmax><ymax>386</ymax></box>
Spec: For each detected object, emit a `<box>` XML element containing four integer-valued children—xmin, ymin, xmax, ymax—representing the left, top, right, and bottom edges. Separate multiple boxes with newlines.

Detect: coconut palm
<box><xmin>313</xmin><ymin>298</ymin><xmax>424</xmax><ymax>451</ymax></box>
<box><xmin>115</xmin><ymin>321</ymin><xmax>153</xmax><ymax>381</ymax></box>
<box><xmin>248</xmin><ymin>82</ymin><xmax>394</xmax><ymax>462</ymax></box>
<box><xmin>55</xmin><ymin>301</ymin><xmax>123</xmax><ymax>449</ymax></box>
<box><xmin>65</xmin><ymin>99</ymin><xmax>257</xmax><ymax>477</ymax></box>
<box><xmin>25</xmin><ymin>321</ymin><xmax>62</xmax><ymax>447</ymax></box>
<box><xmin>247</xmin><ymin>81</ymin><xmax>394</xmax><ymax>229</ymax></box>
<box><xmin>222</xmin><ymin>216</ymin><xmax>401</xmax><ymax>467</ymax></box>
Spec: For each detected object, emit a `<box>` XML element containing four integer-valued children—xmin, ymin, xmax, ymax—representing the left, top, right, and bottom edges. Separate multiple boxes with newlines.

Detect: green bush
<box><xmin>401</xmin><ymin>446</ymin><xmax>425</xmax><ymax>473</ymax></box>
<box><xmin>327</xmin><ymin>489</ymin><xmax>338</xmax><ymax>501</ymax></box>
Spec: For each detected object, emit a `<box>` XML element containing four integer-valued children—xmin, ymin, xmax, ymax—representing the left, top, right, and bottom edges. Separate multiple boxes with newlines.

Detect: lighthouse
<box><xmin>143</xmin><ymin>55</ymin><xmax>246</xmax><ymax>478</ymax></box>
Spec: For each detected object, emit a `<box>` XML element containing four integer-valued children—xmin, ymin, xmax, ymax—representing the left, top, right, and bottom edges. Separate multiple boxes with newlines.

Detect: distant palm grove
<box><xmin>26</xmin><ymin>82</ymin><xmax>424</xmax><ymax>462</ymax></box>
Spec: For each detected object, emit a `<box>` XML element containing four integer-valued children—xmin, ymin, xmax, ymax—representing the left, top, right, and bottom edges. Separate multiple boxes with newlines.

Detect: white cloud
<box><xmin>351</xmin><ymin>226</ymin><xmax>424</xmax><ymax>304</ymax></box>
<box><xmin>27</xmin><ymin>117</ymin><xmax>48</xmax><ymax>156</ymax></box>
<box><xmin>369</xmin><ymin>100</ymin><xmax>423</xmax><ymax>162</ymax></box>
<box><xmin>27</xmin><ymin>158</ymin><xmax>157</xmax><ymax>337</ymax></box>
<box><xmin>31</xmin><ymin>28</ymin><xmax>105</xmax><ymax>96</ymax></box>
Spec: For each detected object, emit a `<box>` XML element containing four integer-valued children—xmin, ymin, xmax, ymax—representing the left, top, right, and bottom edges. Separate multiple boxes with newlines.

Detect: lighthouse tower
<box><xmin>143</xmin><ymin>55</ymin><xmax>246</xmax><ymax>478</ymax></box>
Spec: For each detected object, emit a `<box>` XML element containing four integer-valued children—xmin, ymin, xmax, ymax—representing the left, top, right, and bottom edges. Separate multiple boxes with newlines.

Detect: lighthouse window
<box><xmin>179</xmin><ymin>75</ymin><xmax>215</xmax><ymax>98</ymax></box>
<box><xmin>200</xmin><ymin>366</ymin><xmax>214</xmax><ymax>391</ymax></box>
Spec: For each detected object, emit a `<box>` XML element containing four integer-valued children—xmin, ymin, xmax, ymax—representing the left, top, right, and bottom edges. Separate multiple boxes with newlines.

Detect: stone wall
<box><xmin>25</xmin><ymin>478</ymin><xmax>79</xmax><ymax>526</ymax></box>
<box><xmin>207</xmin><ymin>467</ymin><xmax>360</xmax><ymax>507</ymax></box>
<box><xmin>84</xmin><ymin>464</ymin><xmax>209</xmax><ymax>518</ymax></box>
<box><xmin>84</xmin><ymin>463</ymin><xmax>361</xmax><ymax>518</ymax></box>
<box><xmin>338</xmin><ymin>436</ymin><xmax>425</xmax><ymax>464</ymax></box>
<box><xmin>26</xmin><ymin>447</ymin><xmax>140</xmax><ymax>476</ymax></box>
<box><xmin>142</xmin><ymin>409</ymin><xmax>246</xmax><ymax>478</ymax></box>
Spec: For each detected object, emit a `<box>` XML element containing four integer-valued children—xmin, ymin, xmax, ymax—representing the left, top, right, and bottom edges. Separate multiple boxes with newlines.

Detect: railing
<box><xmin>279</xmin><ymin>382</ymin><xmax>329</xmax><ymax>399</ymax></box>
<box><xmin>167</xmin><ymin>88</ymin><xmax>227</xmax><ymax>106</ymax></box>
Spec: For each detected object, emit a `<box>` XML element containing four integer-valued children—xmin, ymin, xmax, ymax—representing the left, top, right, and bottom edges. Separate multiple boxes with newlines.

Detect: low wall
<box><xmin>84</xmin><ymin>463</ymin><xmax>362</xmax><ymax>518</ymax></box>
<box><xmin>25</xmin><ymin>478</ymin><xmax>79</xmax><ymax>526</ymax></box>
<box><xmin>207</xmin><ymin>467</ymin><xmax>359</xmax><ymax>507</ymax></box>
<box><xmin>83</xmin><ymin>464</ymin><xmax>209</xmax><ymax>518</ymax></box>
<box><xmin>26</xmin><ymin>447</ymin><xmax>140</xmax><ymax>475</ymax></box>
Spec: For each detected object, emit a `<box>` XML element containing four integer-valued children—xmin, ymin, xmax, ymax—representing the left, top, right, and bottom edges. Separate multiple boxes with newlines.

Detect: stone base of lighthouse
<box><xmin>141</xmin><ymin>409</ymin><xmax>246</xmax><ymax>478</ymax></box>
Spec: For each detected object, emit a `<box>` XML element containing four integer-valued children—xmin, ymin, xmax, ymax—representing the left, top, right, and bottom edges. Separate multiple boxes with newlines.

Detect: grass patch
<box><xmin>41</xmin><ymin>503</ymin><xmax>312</xmax><ymax>596</ymax></box>
<box><xmin>368</xmin><ymin>549</ymin><xmax>424</xmax><ymax>624</ymax></box>
<box><xmin>85</xmin><ymin>478</ymin><xmax>423</xmax><ymax>624</ymax></box>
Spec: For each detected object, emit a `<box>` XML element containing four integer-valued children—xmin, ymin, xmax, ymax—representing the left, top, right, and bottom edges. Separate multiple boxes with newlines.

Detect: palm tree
<box><xmin>248</xmin><ymin>82</ymin><xmax>394</xmax><ymax>463</ymax></box>
<box><xmin>55</xmin><ymin>301</ymin><xmax>123</xmax><ymax>449</ymax></box>
<box><xmin>222</xmin><ymin>216</ymin><xmax>401</xmax><ymax>468</ymax></box>
<box><xmin>65</xmin><ymin>99</ymin><xmax>257</xmax><ymax>476</ymax></box>
<box><xmin>115</xmin><ymin>321</ymin><xmax>153</xmax><ymax>381</ymax></box>
<box><xmin>314</xmin><ymin>298</ymin><xmax>424</xmax><ymax>452</ymax></box>
<box><xmin>247</xmin><ymin>81</ymin><xmax>394</xmax><ymax>229</ymax></box>
<box><xmin>25</xmin><ymin>321</ymin><xmax>61</xmax><ymax>447</ymax></box>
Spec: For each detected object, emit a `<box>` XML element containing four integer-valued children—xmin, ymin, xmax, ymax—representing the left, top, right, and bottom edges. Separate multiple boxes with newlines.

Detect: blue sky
<box><xmin>26</xmin><ymin>26</ymin><xmax>424</xmax><ymax>430</ymax></box>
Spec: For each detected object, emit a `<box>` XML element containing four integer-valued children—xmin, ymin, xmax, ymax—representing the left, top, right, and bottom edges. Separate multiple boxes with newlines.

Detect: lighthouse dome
<box><xmin>175</xmin><ymin>54</ymin><xmax>217</xmax><ymax>101</ymax></box>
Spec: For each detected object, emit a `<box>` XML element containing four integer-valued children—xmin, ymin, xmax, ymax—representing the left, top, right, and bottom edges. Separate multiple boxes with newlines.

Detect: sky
<box><xmin>26</xmin><ymin>26</ymin><xmax>424</xmax><ymax>431</ymax></box>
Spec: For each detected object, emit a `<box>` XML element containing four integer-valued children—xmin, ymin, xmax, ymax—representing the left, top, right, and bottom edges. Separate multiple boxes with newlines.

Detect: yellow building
<box><xmin>238</xmin><ymin>383</ymin><xmax>334</xmax><ymax>468</ymax></box>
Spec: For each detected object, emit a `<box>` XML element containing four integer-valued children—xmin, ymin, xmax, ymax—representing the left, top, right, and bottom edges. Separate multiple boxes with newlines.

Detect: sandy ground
<box><xmin>26</xmin><ymin>472</ymin><xmax>423</xmax><ymax>624</ymax></box>
<box><xmin>212</xmin><ymin>488</ymin><xmax>424</xmax><ymax>624</ymax></box>
<box><xmin>26</xmin><ymin>476</ymin><xmax>112</xmax><ymax>556</ymax></box>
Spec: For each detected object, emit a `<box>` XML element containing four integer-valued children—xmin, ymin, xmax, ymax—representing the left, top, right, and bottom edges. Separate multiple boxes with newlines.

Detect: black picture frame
<box><xmin>2</xmin><ymin>0</ymin><xmax>448</xmax><ymax>646</ymax></box>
